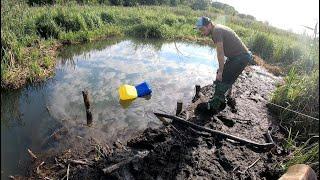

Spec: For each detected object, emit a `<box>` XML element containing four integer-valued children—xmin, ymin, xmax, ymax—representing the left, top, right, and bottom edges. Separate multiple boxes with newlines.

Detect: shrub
<box><xmin>249</xmin><ymin>33</ymin><xmax>274</xmax><ymax>61</ymax></box>
<box><xmin>54</xmin><ymin>11</ymin><xmax>87</xmax><ymax>32</ymax></box>
<box><xmin>109</xmin><ymin>0</ymin><xmax>123</xmax><ymax>5</ymax></box>
<box><xmin>170</xmin><ymin>0</ymin><xmax>178</xmax><ymax>6</ymax></box>
<box><xmin>82</xmin><ymin>13</ymin><xmax>102</xmax><ymax>30</ymax></box>
<box><xmin>139</xmin><ymin>0</ymin><xmax>158</xmax><ymax>5</ymax></box>
<box><xmin>36</xmin><ymin>13</ymin><xmax>60</xmax><ymax>39</ymax></box>
<box><xmin>129</xmin><ymin>22</ymin><xmax>169</xmax><ymax>38</ymax></box>
<box><xmin>123</xmin><ymin>0</ymin><xmax>138</xmax><ymax>6</ymax></box>
<box><xmin>191</xmin><ymin>0</ymin><xmax>209</xmax><ymax>10</ymax></box>
<box><xmin>163</xmin><ymin>16</ymin><xmax>178</xmax><ymax>26</ymax></box>
<box><xmin>27</xmin><ymin>0</ymin><xmax>56</xmax><ymax>6</ymax></box>
<box><xmin>101</xmin><ymin>12</ymin><xmax>116</xmax><ymax>24</ymax></box>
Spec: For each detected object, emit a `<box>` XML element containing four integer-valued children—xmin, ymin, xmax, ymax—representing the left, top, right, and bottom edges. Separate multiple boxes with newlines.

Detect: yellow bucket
<box><xmin>118</xmin><ymin>84</ymin><xmax>138</xmax><ymax>100</ymax></box>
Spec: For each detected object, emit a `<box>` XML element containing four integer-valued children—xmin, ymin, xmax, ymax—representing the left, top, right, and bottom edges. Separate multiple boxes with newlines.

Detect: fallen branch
<box><xmin>154</xmin><ymin>112</ymin><xmax>274</xmax><ymax>150</ymax></box>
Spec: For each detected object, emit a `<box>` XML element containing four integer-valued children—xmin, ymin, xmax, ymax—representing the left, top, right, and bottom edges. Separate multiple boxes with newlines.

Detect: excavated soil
<box><xmin>21</xmin><ymin>65</ymin><xmax>289</xmax><ymax>180</ymax></box>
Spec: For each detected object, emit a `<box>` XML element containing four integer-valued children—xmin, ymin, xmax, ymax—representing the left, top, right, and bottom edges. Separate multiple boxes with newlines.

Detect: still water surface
<box><xmin>1</xmin><ymin>38</ymin><xmax>218</xmax><ymax>178</ymax></box>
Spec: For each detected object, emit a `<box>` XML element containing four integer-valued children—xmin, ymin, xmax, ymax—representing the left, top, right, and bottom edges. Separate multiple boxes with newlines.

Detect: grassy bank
<box><xmin>1</xmin><ymin>1</ymin><xmax>317</xmax><ymax>89</ymax></box>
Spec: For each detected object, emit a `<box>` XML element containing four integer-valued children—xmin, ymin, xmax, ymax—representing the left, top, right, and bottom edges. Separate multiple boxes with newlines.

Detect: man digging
<box><xmin>195</xmin><ymin>16</ymin><xmax>253</xmax><ymax>115</ymax></box>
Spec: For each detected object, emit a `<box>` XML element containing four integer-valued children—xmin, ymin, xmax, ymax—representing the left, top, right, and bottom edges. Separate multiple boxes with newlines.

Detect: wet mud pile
<box><xmin>24</xmin><ymin>65</ymin><xmax>287</xmax><ymax>180</ymax></box>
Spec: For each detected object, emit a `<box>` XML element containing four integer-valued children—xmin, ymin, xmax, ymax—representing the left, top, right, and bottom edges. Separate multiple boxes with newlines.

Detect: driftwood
<box><xmin>154</xmin><ymin>112</ymin><xmax>275</xmax><ymax>150</ymax></box>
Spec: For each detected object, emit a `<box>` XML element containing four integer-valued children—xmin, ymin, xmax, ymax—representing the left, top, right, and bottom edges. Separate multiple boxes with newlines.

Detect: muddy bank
<box><xmin>21</xmin><ymin>65</ymin><xmax>288</xmax><ymax>180</ymax></box>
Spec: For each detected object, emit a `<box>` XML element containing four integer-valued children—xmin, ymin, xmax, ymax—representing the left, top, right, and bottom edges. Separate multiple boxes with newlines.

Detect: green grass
<box><xmin>270</xmin><ymin>66</ymin><xmax>319</xmax><ymax>174</ymax></box>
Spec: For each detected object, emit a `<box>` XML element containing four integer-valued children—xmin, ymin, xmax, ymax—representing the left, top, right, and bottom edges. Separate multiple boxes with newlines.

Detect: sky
<box><xmin>216</xmin><ymin>0</ymin><xmax>319</xmax><ymax>36</ymax></box>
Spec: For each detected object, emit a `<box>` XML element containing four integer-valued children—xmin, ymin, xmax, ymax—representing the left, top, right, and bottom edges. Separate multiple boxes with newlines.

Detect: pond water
<box><xmin>1</xmin><ymin>38</ymin><xmax>218</xmax><ymax>178</ymax></box>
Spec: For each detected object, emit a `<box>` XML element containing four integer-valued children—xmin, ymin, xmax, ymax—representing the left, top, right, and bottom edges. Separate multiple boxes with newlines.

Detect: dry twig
<box><xmin>27</xmin><ymin>148</ymin><xmax>37</xmax><ymax>160</ymax></box>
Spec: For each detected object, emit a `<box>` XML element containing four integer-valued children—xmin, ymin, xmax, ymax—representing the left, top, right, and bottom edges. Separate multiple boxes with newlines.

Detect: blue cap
<box><xmin>194</xmin><ymin>16</ymin><xmax>211</xmax><ymax>29</ymax></box>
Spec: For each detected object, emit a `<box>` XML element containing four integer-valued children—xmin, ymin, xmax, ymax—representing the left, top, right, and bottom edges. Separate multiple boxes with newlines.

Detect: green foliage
<box><xmin>157</xmin><ymin>0</ymin><xmax>170</xmax><ymax>5</ymax></box>
<box><xmin>271</xmin><ymin>68</ymin><xmax>319</xmax><ymax>137</ymax></box>
<box><xmin>36</xmin><ymin>13</ymin><xmax>60</xmax><ymax>39</ymax></box>
<box><xmin>237</xmin><ymin>13</ymin><xmax>255</xmax><ymax>20</ymax></box>
<box><xmin>129</xmin><ymin>22</ymin><xmax>169</xmax><ymax>38</ymax></box>
<box><xmin>27</xmin><ymin>0</ymin><xmax>56</xmax><ymax>6</ymax></box>
<box><xmin>191</xmin><ymin>0</ymin><xmax>209</xmax><ymax>10</ymax></box>
<box><xmin>139</xmin><ymin>0</ymin><xmax>157</xmax><ymax>5</ymax></box>
<box><xmin>109</xmin><ymin>0</ymin><xmax>123</xmax><ymax>5</ymax></box>
<box><xmin>212</xmin><ymin>1</ymin><xmax>238</xmax><ymax>15</ymax></box>
<box><xmin>82</xmin><ymin>13</ymin><xmax>103</xmax><ymax>30</ymax></box>
<box><xmin>101</xmin><ymin>12</ymin><xmax>116</xmax><ymax>24</ymax></box>
<box><xmin>1</xmin><ymin>1</ymin><xmax>318</xmax><ymax>91</ymax></box>
<box><xmin>249</xmin><ymin>33</ymin><xmax>274</xmax><ymax>61</ymax></box>
<box><xmin>54</xmin><ymin>10</ymin><xmax>87</xmax><ymax>32</ymax></box>
<box><xmin>123</xmin><ymin>0</ymin><xmax>138</xmax><ymax>6</ymax></box>
<box><xmin>285</xmin><ymin>141</ymin><xmax>319</xmax><ymax>173</ymax></box>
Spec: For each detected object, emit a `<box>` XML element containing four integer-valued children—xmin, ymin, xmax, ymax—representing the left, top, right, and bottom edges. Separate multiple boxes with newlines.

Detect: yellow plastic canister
<box><xmin>118</xmin><ymin>84</ymin><xmax>138</xmax><ymax>100</ymax></box>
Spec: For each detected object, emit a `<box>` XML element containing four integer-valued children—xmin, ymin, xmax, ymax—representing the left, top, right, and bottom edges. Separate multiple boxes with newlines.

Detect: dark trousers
<box><xmin>213</xmin><ymin>52</ymin><xmax>252</xmax><ymax>101</ymax></box>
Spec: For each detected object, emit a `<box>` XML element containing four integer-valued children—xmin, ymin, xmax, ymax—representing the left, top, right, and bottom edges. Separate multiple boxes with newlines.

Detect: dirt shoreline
<box><xmin>17</xmin><ymin>65</ymin><xmax>288</xmax><ymax>180</ymax></box>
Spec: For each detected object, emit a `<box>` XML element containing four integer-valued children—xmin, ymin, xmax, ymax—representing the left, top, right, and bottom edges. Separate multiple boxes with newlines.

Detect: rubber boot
<box><xmin>208</xmin><ymin>81</ymin><xmax>231</xmax><ymax>113</ymax></box>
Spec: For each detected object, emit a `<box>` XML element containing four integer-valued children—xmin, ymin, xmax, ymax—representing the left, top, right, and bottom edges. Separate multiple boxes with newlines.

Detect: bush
<box><xmin>82</xmin><ymin>13</ymin><xmax>102</xmax><ymax>30</ymax></box>
<box><xmin>28</xmin><ymin>0</ymin><xmax>56</xmax><ymax>6</ymax></box>
<box><xmin>101</xmin><ymin>12</ymin><xmax>116</xmax><ymax>24</ymax></box>
<box><xmin>191</xmin><ymin>0</ymin><xmax>209</xmax><ymax>10</ymax></box>
<box><xmin>139</xmin><ymin>0</ymin><xmax>158</xmax><ymax>5</ymax></box>
<box><xmin>249</xmin><ymin>33</ymin><xmax>274</xmax><ymax>61</ymax></box>
<box><xmin>109</xmin><ymin>0</ymin><xmax>123</xmax><ymax>5</ymax></box>
<box><xmin>170</xmin><ymin>0</ymin><xmax>178</xmax><ymax>6</ymax></box>
<box><xmin>54</xmin><ymin>11</ymin><xmax>87</xmax><ymax>32</ymax></box>
<box><xmin>123</xmin><ymin>0</ymin><xmax>138</xmax><ymax>6</ymax></box>
<box><xmin>36</xmin><ymin>14</ymin><xmax>60</xmax><ymax>39</ymax></box>
<box><xmin>163</xmin><ymin>15</ymin><xmax>178</xmax><ymax>26</ymax></box>
<box><xmin>129</xmin><ymin>22</ymin><xmax>169</xmax><ymax>38</ymax></box>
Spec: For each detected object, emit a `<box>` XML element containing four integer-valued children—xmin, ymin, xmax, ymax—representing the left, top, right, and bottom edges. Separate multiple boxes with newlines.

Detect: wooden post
<box><xmin>192</xmin><ymin>85</ymin><xmax>202</xmax><ymax>103</ymax></box>
<box><xmin>82</xmin><ymin>90</ymin><xmax>93</xmax><ymax>126</ymax></box>
<box><xmin>195</xmin><ymin>85</ymin><xmax>201</xmax><ymax>97</ymax></box>
<box><xmin>176</xmin><ymin>101</ymin><xmax>183</xmax><ymax>116</ymax></box>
